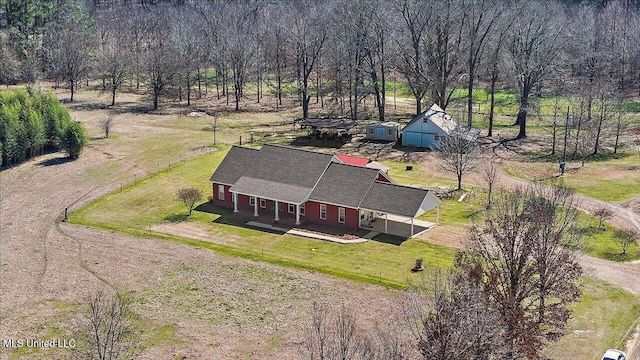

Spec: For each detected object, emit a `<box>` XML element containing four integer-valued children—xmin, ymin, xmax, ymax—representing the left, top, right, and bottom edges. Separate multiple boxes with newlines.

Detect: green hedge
<box><xmin>0</xmin><ymin>88</ymin><xmax>85</xmax><ymax>165</ymax></box>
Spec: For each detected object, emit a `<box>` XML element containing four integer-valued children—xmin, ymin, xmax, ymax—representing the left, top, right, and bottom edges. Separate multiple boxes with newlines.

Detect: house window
<box><xmin>218</xmin><ymin>185</ymin><xmax>225</xmax><ymax>200</ymax></box>
<box><xmin>387</xmin><ymin>128</ymin><xmax>393</xmax><ymax>135</ymax></box>
<box><xmin>288</xmin><ymin>204</ymin><xmax>295</xmax><ymax>214</ymax></box>
<box><xmin>250</xmin><ymin>196</ymin><xmax>256</xmax><ymax>206</ymax></box>
<box><xmin>338</xmin><ymin>207</ymin><xmax>345</xmax><ymax>223</ymax></box>
<box><xmin>260</xmin><ymin>198</ymin><xmax>266</xmax><ymax>208</ymax></box>
<box><xmin>320</xmin><ymin>204</ymin><xmax>327</xmax><ymax>220</ymax></box>
<box><xmin>300</xmin><ymin>204</ymin><xmax>306</xmax><ymax>216</ymax></box>
<box><xmin>434</xmin><ymin>135</ymin><xmax>440</xmax><ymax>141</ymax></box>
<box><xmin>369</xmin><ymin>128</ymin><xmax>375</xmax><ymax>134</ymax></box>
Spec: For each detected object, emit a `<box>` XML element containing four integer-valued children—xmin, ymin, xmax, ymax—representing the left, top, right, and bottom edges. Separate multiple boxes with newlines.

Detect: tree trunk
<box><xmin>186</xmin><ymin>73</ymin><xmax>191</xmax><ymax>106</ymax></box>
<box><xmin>488</xmin><ymin>72</ymin><xmax>497</xmax><ymax>137</ymax></box>
<box><xmin>111</xmin><ymin>84</ymin><xmax>116</xmax><ymax>106</ymax></box>
<box><xmin>593</xmin><ymin>96</ymin><xmax>605</xmax><ymax>155</ymax></box>
<box><xmin>153</xmin><ymin>90</ymin><xmax>159</xmax><ymax>110</ymax></box>
<box><xmin>69</xmin><ymin>79</ymin><xmax>75</xmax><ymax>102</ymax></box>
<box><xmin>467</xmin><ymin>71</ymin><xmax>474</xmax><ymax>128</ymax></box>
<box><xmin>614</xmin><ymin>114</ymin><xmax>622</xmax><ymax>154</ymax></box>
<box><xmin>516</xmin><ymin>108</ymin><xmax>527</xmax><ymax>139</ymax></box>
<box><xmin>197</xmin><ymin>68</ymin><xmax>202</xmax><ymax>99</ymax></box>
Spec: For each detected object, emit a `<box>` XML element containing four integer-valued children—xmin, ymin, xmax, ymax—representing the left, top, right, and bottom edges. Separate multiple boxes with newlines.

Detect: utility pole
<box><xmin>561</xmin><ymin>106</ymin><xmax>570</xmax><ymax>175</ymax></box>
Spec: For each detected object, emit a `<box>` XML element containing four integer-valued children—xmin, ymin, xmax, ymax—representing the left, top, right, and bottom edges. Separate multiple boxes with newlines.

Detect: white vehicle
<box><xmin>602</xmin><ymin>349</ymin><xmax>626</xmax><ymax>360</ymax></box>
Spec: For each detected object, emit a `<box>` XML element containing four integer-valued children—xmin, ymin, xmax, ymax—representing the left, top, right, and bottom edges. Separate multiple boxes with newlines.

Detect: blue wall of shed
<box><xmin>401</xmin><ymin>116</ymin><xmax>445</xmax><ymax>148</ymax></box>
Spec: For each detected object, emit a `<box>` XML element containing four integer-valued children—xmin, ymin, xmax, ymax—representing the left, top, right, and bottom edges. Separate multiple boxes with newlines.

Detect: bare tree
<box><xmin>43</xmin><ymin>3</ymin><xmax>95</xmax><ymax>102</ymax></box>
<box><xmin>575</xmin><ymin>128</ymin><xmax>592</xmax><ymax>168</ymax></box>
<box><xmin>95</xmin><ymin>9</ymin><xmax>130</xmax><ymax>106</ymax></box>
<box><xmin>505</xmin><ymin>1</ymin><xmax>567</xmax><ymax>139</ymax></box>
<box><xmin>437</xmin><ymin>133</ymin><xmax>479</xmax><ymax>190</ymax></box>
<box><xmin>545</xmin><ymin>97</ymin><xmax>565</xmax><ymax>156</ymax></box>
<box><xmin>612</xmin><ymin>111</ymin><xmax>628</xmax><ymax>154</ymax></box>
<box><xmin>263</xmin><ymin>7</ymin><xmax>288</xmax><ymax>109</ymax></box>
<box><xmin>177</xmin><ymin>187</ymin><xmax>202</xmax><ymax>216</ymax></box>
<box><xmin>333</xmin><ymin>304</ymin><xmax>358</xmax><ymax>360</ymax></box>
<box><xmin>300</xmin><ymin>301</ymin><xmax>331</xmax><ymax>360</ymax></box>
<box><xmin>481</xmin><ymin>158</ymin><xmax>500</xmax><ymax>208</ymax></box>
<box><xmin>422</xmin><ymin>0</ymin><xmax>467</xmax><ymax>110</ymax></box>
<box><xmin>458</xmin><ymin>183</ymin><xmax>582</xmax><ymax>358</ymax></box>
<box><xmin>299</xmin><ymin>301</ymin><xmax>410</xmax><ymax>360</ymax></box>
<box><xmin>403</xmin><ymin>269</ymin><xmax>505</xmax><ymax>359</ymax></box>
<box><xmin>333</xmin><ymin>0</ymin><xmax>389</xmax><ymax>122</ymax></box>
<box><xmin>593</xmin><ymin>206</ymin><xmax>613</xmax><ymax>230</ymax></box>
<box><xmin>100</xmin><ymin>116</ymin><xmax>113</xmax><ymax>139</ymax></box>
<box><xmin>463</xmin><ymin>0</ymin><xmax>505</xmax><ymax>127</ymax></box>
<box><xmin>616</xmin><ymin>229</ymin><xmax>637</xmax><ymax>256</ymax></box>
<box><xmin>392</xmin><ymin>0</ymin><xmax>430</xmax><ymax>114</ymax></box>
<box><xmin>290</xmin><ymin>3</ymin><xmax>327</xmax><ymax>120</ymax></box>
<box><xmin>0</xmin><ymin>33</ymin><xmax>21</xmax><ymax>86</ymax></box>
<box><xmin>83</xmin><ymin>290</ymin><xmax>138</xmax><ymax>360</ymax></box>
<box><xmin>221</xmin><ymin>2</ymin><xmax>258</xmax><ymax>111</ymax></box>
<box><xmin>170</xmin><ymin>7</ymin><xmax>207</xmax><ymax>107</ymax></box>
<box><xmin>484</xmin><ymin>7</ymin><xmax>516</xmax><ymax>137</ymax></box>
<box><xmin>144</xmin><ymin>8</ymin><xmax>178</xmax><ymax>110</ymax></box>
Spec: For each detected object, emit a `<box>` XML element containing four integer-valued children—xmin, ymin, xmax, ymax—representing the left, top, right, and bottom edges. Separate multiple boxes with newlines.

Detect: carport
<box><xmin>359</xmin><ymin>182</ymin><xmax>441</xmax><ymax>238</ymax></box>
<box><xmin>364</xmin><ymin>214</ymin><xmax>436</xmax><ymax>238</ymax></box>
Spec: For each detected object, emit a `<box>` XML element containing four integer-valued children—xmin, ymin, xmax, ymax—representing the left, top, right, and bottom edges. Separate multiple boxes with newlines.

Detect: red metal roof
<box><xmin>335</xmin><ymin>154</ymin><xmax>370</xmax><ymax>167</ymax></box>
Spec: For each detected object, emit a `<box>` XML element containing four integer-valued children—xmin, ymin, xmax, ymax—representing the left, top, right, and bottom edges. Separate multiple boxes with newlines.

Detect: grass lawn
<box><xmin>544</xmin><ymin>277</ymin><xmax>640</xmax><ymax>359</ymax></box>
<box><xmin>501</xmin><ymin>151</ymin><xmax>640</xmax><ymax>202</ymax></box>
<box><xmin>381</xmin><ymin>158</ymin><xmax>456</xmax><ymax>189</ymax></box>
<box><xmin>71</xmin><ymin>145</ymin><xmax>457</xmax><ymax>289</ymax></box>
<box><xmin>578</xmin><ymin>212</ymin><xmax>640</xmax><ymax>262</ymax></box>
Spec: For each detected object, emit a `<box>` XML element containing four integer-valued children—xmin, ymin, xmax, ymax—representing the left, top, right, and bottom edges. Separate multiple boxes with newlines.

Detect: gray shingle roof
<box><xmin>230</xmin><ymin>176</ymin><xmax>312</xmax><ymax>204</ymax></box>
<box><xmin>209</xmin><ymin>146</ymin><xmax>259</xmax><ymax>185</ymax></box>
<box><xmin>209</xmin><ymin>144</ymin><xmax>335</xmax><ymax>203</ymax></box>
<box><xmin>309</xmin><ymin>163</ymin><xmax>380</xmax><ymax>208</ymax></box>
<box><xmin>254</xmin><ymin>144</ymin><xmax>334</xmax><ymax>188</ymax></box>
<box><xmin>360</xmin><ymin>182</ymin><xmax>435</xmax><ymax>218</ymax></box>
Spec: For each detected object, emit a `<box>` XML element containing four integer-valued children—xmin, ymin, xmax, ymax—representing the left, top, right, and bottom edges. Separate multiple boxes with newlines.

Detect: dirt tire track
<box><xmin>53</xmin><ymin>220</ymin><xmax>115</xmax><ymax>291</ymax></box>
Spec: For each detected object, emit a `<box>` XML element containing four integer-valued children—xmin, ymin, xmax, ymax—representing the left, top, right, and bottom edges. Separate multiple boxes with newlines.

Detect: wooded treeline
<box><xmin>2</xmin><ymin>0</ymin><xmax>640</xmax><ymax>140</ymax></box>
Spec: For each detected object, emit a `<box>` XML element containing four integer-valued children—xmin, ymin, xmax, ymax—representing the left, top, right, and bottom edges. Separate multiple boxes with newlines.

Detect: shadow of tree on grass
<box><xmin>38</xmin><ymin>157</ymin><xmax>75</xmax><ymax>167</ymax></box>
<box><xmin>163</xmin><ymin>213</ymin><xmax>189</xmax><ymax>223</ymax></box>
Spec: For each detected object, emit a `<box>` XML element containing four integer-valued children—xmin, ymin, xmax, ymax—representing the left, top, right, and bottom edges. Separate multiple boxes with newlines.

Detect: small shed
<box><xmin>401</xmin><ymin>104</ymin><xmax>455</xmax><ymax>148</ymax></box>
<box><xmin>365</xmin><ymin>122</ymin><xmax>400</xmax><ymax>142</ymax></box>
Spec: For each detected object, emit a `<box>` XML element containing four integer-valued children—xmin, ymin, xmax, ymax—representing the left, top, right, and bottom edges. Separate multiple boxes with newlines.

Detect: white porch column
<box><xmin>410</xmin><ymin>218</ymin><xmax>414</xmax><ymax>238</ymax></box>
<box><xmin>254</xmin><ymin>198</ymin><xmax>259</xmax><ymax>217</ymax></box>
<box><xmin>384</xmin><ymin>213</ymin><xmax>388</xmax><ymax>233</ymax></box>
<box><xmin>295</xmin><ymin>204</ymin><xmax>301</xmax><ymax>225</ymax></box>
<box><xmin>233</xmin><ymin>193</ymin><xmax>238</xmax><ymax>213</ymax></box>
<box><xmin>436</xmin><ymin>205</ymin><xmax>440</xmax><ymax>224</ymax></box>
<box><xmin>274</xmin><ymin>200</ymin><xmax>279</xmax><ymax>221</ymax></box>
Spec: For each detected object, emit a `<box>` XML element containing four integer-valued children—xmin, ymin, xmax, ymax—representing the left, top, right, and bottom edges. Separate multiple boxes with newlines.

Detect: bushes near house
<box><xmin>0</xmin><ymin>88</ymin><xmax>86</xmax><ymax>165</ymax></box>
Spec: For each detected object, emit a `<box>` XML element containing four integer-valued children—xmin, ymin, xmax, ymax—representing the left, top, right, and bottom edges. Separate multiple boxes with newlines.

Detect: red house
<box><xmin>209</xmin><ymin>144</ymin><xmax>440</xmax><ymax>237</ymax></box>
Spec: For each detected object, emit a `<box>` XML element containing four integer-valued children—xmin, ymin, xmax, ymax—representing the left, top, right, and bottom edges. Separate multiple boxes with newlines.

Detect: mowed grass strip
<box><xmin>71</xmin><ymin>146</ymin><xmax>457</xmax><ymax>288</ymax></box>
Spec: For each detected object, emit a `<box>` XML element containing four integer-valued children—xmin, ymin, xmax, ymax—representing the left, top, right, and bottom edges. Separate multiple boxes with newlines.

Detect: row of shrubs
<box><xmin>0</xmin><ymin>88</ymin><xmax>87</xmax><ymax>166</ymax></box>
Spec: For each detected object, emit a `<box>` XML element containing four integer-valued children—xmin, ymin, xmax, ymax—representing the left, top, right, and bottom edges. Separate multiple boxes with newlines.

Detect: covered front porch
<box><xmin>230</xmin><ymin>192</ymin><xmax>305</xmax><ymax>226</ymax></box>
